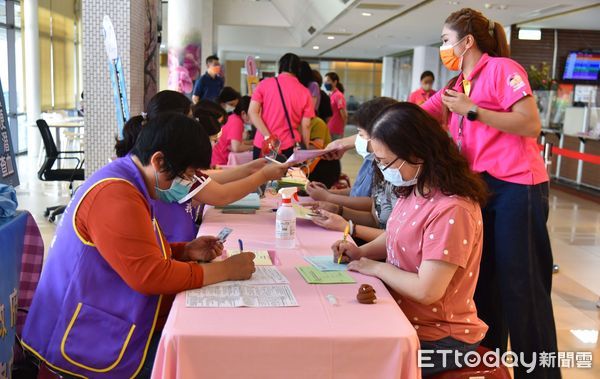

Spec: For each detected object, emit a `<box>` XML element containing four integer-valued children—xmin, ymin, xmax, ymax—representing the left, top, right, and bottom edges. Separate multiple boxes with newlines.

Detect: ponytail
<box><xmin>441</xmin><ymin>76</ymin><xmax>460</xmax><ymax>130</ymax></box>
<box><xmin>445</xmin><ymin>8</ymin><xmax>510</xmax><ymax>58</ymax></box>
<box><xmin>115</xmin><ymin>115</ymin><xmax>145</xmax><ymax>158</ymax></box>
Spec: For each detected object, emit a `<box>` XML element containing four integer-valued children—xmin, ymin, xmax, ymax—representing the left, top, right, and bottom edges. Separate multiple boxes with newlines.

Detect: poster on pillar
<box><xmin>245</xmin><ymin>56</ymin><xmax>259</xmax><ymax>95</ymax></box>
<box><xmin>0</xmin><ymin>79</ymin><xmax>19</xmax><ymax>187</ymax></box>
<box><xmin>103</xmin><ymin>15</ymin><xmax>130</xmax><ymax>139</ymax></box>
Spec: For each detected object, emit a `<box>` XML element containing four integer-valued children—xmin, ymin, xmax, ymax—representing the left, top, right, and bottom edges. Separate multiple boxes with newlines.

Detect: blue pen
<box><xmin>238</xmin><ymin>239</ymin><xmax>244</xmax><ymax>252</ymax></box>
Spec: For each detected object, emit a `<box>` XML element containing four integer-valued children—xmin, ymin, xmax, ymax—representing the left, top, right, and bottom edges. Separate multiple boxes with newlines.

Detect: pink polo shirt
<box><xmin>422</xmin><ymin>54</ymin><xmax>548</xmax><ymax>185</ymax></box>
<box><xmin>212</xmin><ymin>113</ymin><xmax>244</xmax><ymax>166</ymax></box>
<box><xmin>251</xmin><ymin>73</ymin><xmax>315</xmax><ymax>150</ymax></box>
<box><xmin>386</xmin><ymin>191</ymin><xmax>488</xmax><ymax>344</ymax></box>
<box><xmin>327</xmin><ymin>89</ymin><xmax>347</xmax><ymax>136</ymax></box>
<box><xmin>408</xmin><ymin>88</ymin><xmax>436</xmax><ymax>105</ymax></box>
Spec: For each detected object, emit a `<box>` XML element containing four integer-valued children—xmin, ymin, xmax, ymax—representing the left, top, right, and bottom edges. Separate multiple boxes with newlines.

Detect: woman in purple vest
<box><xmin>22</xmin><ymin>113</ymin><xmax>256</xmax><ymax>378</ymax></box>
<box><xmin>114</xmin><ymin>90</ymin><xmax>289</xmax><ymax>243</ymax></box>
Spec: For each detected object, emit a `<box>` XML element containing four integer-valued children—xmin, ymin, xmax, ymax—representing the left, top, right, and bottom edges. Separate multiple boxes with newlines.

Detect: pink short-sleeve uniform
<box><xmin>211</xmin><ymin>113</ymin><xmax>245</xmax><ymax>166</ymax></box>
<box><xmin>421</xmin><ymin>53</ymin><xmax>548</xmax><ymax>185</ymax></box>
<box><xmin>385</xmin><ymin>191</ymin><xmax>488</xmax><ymax>344</ymax></box>
<box><xmin>251</xmin><ymin>73</ymin><xmax>315</xmax><ymax>150</ymax></box>
<box><xmin>327</xmin><ymin>89</ymin><xmax>347</xmax><ymax>136</ymax></box>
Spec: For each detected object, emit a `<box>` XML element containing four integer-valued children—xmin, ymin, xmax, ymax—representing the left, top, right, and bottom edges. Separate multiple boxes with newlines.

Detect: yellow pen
<box><xmin>338</xmin><ymin>223</ymin><xmax>350</xmax><ymax>264</ymax></box>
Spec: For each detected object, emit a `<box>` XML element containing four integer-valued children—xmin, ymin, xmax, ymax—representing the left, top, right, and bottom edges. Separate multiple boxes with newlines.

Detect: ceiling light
<box><xmin>361</xmin><ymin>12</ymin><xmax>372</xmax><ymax>16</ymax></box>
<box><xmin>312</xmin><ymin>45</ymin><xmax>320</xmax><ymax>50</ymax></box>
<box><xmin>255</xmin><ymin>55</ymin><xmax>260</xmax><ymax>59</ymax></box>
<box><xmin>327</xmin><ymin>36</ymin><xmax>335</xmax><ymax>40</ymax></box>
<box><xmin>518</xmin><ymin>28</ymin><xmax>541</xmax><ymax>40</ymax></box>
<box><xmin>448</xmin><ymin>1</ymin><xmax>460</xmax><ymax>5</ymax></box>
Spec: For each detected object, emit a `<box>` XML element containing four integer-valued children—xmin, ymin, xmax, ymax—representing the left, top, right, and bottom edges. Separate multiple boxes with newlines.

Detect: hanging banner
<box><xmin>245</xmin><ymin>56</ymin><xmax>259</xmax><ymax>95</ymax></box>
<box><xmin>0</xmin><ymin>78</ymin><xmax>19</xmax><ymax>187</ymax></box>
<box><xmin>103</xmin><ymin>15</ymin><xmax>129</xmax><ymax>138</ymax></box>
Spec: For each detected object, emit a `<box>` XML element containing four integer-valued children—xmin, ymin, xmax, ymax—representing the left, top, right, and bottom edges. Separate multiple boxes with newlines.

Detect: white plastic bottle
<box><xmin>276</xmin><ymin>187</ymin><xmax>297</xmax><ymax>249</ymax></box>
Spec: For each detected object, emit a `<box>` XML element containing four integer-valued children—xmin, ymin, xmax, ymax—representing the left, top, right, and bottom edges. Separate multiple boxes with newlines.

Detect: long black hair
<box><xmin>131</xmin><ymin>112</ymin><xmax>212</xmax><ymax>179</ymax></box>
<box><xmin>115</xmin><ymin>90</ymin><xmax>191</xmax><ymax>157</ymax></box>
<box><xmin>371</xmin><ymin>102</ymin><xmax>488</xmax><ymax>205</ymax></box>
<box><xmin>278</xmin><ymin>53</ymin><xmax>301</xmax><ymax>77</ymax></box>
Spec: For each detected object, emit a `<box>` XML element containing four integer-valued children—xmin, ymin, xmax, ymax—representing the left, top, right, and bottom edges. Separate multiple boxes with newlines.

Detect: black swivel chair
<box><xmin>36</xmin><ymin>119</ymin><xmax>85</xmax><ymax>222</ymax></box>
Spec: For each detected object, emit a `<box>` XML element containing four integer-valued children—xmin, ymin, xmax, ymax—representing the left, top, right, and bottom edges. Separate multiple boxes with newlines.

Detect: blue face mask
<box><xmin>154</xmin><ymin>170</ymin><xmax>194</xmax><ymax>203</ymax></box>
<box><xmin>378</xmin><ymin>160</ymin><xmax>420</xmax><ymax>187</ymax></box>
<box><xmin>324</xmin><ymin>83</ymin><xmax>333</xmax><ymax>91</ymax></box>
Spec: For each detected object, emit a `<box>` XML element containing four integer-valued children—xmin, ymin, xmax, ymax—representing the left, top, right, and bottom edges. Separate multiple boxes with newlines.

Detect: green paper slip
<box><xmin>296</xmin><ymin>266</ymin><xmax>356</xmax><ymax>284</ymax></box>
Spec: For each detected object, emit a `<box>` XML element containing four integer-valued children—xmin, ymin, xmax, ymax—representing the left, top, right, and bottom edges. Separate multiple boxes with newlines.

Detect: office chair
<box><xmin>36</xmin><ymin>119</ymin><xmax>85</xmax><ymax>222</ymax></box>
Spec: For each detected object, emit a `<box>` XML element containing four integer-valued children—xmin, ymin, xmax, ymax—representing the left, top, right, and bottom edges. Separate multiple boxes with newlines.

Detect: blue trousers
<box><xmin>474</xmin><ymin>173</ymin><xmax>560</xmax><ymax>378</ymax></box>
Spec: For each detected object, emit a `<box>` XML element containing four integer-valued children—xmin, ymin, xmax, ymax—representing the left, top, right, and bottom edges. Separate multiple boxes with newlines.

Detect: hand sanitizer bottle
<box><xmin>276</xmin><ymin>187</ymin><xmax>298</xmax><ymax>249</ymax></box>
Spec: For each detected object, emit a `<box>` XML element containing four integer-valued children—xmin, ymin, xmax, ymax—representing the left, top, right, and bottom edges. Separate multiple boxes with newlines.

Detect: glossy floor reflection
<box><xmin>14</xmin><ymin>150</ymin><xmax>600</xmax><ymax>377</ymax></box>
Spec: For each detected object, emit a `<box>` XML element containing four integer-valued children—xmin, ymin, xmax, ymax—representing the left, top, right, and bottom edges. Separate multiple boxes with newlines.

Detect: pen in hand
<box><xmin>338</xmin><ymin>223</ymin><xmax>350</xmax><ymax>264</ymax></box>
<box><xmin>238</xmin><ymin>238</ymin><xmax>244</xmax><ymax>252</ymax></box>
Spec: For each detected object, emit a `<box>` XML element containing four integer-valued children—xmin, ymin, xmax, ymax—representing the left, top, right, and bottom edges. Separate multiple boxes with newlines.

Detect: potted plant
<box><xmin>526</xmin><ymin>62</ymin><xmax>559</xmax><ymax>128</ymax></box>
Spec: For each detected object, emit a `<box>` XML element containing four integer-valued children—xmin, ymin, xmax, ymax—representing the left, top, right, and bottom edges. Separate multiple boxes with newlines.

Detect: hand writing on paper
<box><xmin>224</xmin><ymin>252</ymin><xmax>256</xmax><ymax>280</ymax></box>
<box><xmin>331</xmin><ymin>240</ymin><xmax>362</xmax><ymax>264</ymax></box>
<box><xmin>441</xmin><ymin>89</ymin><xmax>475</xmax><ymax>116</ymax></box>
<box><xmin>305</xmin><ymin>182</ymin><xmax>331</xmax><ymax>201</ymax></box>
<box><xmin>348</xmin><ymin>257</ymin><xmax>381</xmax><ymax>277</ymax></box>
<box><xmin>185</xmin><ymin>236</ymin><xmax>224</xmax><ymax>262</ymax></box>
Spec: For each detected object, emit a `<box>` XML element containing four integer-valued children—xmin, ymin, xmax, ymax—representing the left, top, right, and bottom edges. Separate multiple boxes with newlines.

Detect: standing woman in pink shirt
<box><xmin>422</xmin><ymin>8</ymin><xmax>559</xmax><ymax>378</ymax></box>
<box><xmin>248</xmin><ymin>53</ymin><xmax>315</xmax><ymax>161</ymax></box>
<box><xmin>325</xmin><ymin>72</ymin><xmax>348</xmax><ymax>140</ymax></box>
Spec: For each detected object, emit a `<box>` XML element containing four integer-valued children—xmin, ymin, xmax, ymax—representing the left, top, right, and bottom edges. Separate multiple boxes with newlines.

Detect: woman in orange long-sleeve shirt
<box><xmin>22</xmin><ymin>113</ymin><xmax>256</xmax><ymax>379</ymax></box>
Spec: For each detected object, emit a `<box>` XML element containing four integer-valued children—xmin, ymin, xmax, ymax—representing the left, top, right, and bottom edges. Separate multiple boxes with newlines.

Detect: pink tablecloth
<box><xmin>227</xmin><ymin>151</ymin><xmax>253</xmax><ymax>166</ymax></box>
<box><xmin>151</xmin><ymin>198</ymin><xmax>421</xmax><ymax>379</ymax></box>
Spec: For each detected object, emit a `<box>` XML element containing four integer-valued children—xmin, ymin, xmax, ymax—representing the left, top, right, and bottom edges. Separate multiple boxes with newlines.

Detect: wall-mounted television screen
<box><xmin>562</xmin><ymin>51</ymin><xmax>600</xmax><ymax>82</ymax></box>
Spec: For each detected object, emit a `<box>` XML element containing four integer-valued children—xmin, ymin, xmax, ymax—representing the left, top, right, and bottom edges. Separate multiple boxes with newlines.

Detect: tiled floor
<box><xmin>13</xmin><ymin>144</ymin><xmax>600</xmax><ymax>377</ymax></box>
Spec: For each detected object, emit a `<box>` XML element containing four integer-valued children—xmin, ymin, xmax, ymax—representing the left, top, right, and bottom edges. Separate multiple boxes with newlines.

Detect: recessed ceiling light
<box><xmin>361</xmin><ymin>12</ymin><xmax>372</xmax><ymax>16</ymax></box>
<box><xmin>312</xmin><ymin>45</ymin><xmax>320</xmax><ymax>50</ymax></box>
<box><xmin>448</xmin><ymin>1</ymin><xmax>460</xmax><ymax>5</ymax></box>
<box><xmin>518</xmin><ymin>28</ymin><xmax>541</xmax><ymax>40</ymax></box>
<box><xmin>255</xmin><ymin>55</ymin><xmax>260</xmax><ymax>59</ymax></box>
<box><xmin>327</xmin><ymin>36</ymin><xmax>335</xmax><ymax>40</ymax></box>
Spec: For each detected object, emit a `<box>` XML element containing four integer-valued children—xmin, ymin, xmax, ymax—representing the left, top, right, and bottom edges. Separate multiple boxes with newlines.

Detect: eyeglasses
<box><xmin>374</xmin><ymin>157</ymin><xmax>399</xmax><ymax>171</ymax></box>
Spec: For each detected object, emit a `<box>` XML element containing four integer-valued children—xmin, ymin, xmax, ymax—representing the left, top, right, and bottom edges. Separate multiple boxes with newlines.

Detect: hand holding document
<box><xmin>284</xmin><ymin>149</ymin><xmax>328</xmax><ymax>165</ymax></box>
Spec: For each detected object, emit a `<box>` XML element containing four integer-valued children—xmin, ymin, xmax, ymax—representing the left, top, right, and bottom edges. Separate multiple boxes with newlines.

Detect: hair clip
<box><xmin>141</xmin><ymin>112</ymin><xmax>148</xmax><ymax>120</ymax></box>
<box><xmin>488</xmin><ymin>19</ymin><xmax>495</xmax><ymax>37</ymax></box>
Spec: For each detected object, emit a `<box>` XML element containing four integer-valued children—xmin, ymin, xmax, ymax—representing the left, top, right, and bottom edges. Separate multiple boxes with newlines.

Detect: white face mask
<box><xmin>224</xmin><ymin>105</ymin><xmax>235</xmax><ymax>114</ymax></box>
<box><xmin>354</xmin><ymin>135</ymin><xmax>370</xmax><ymax>159</ymax></box>
<box><xmin>378</xmin><ymin>160</ymin><xmax>420</xmax><ymax>187</ymax></box>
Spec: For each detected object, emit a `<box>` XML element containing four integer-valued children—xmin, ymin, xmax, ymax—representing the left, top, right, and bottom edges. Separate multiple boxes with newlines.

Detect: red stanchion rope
<box><xmin>538</xmin><ymin>144</ymin><xmax>600</xmax><ymax>165</ymax></box>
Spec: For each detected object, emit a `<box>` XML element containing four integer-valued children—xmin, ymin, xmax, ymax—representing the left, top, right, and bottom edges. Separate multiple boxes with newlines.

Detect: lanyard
<box><xmin>456</xmin><ymin>78</ymin><xmax>473</xmax><ymax>152</ymax></box>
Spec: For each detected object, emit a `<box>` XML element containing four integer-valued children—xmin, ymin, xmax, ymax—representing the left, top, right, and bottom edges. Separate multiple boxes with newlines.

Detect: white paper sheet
<box><xmin>185</xmin><ymin>284</ymin><xmax>298</xmax><ymax>307</ymax></box>
<box><xmin>285</xmin><ymin>149</ymin><xmax>328</xmax><ymax>164</ymax></box>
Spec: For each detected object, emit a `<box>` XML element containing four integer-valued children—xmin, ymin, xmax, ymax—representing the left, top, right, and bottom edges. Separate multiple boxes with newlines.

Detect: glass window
<box><xmin>0</xmin><ymin>28</ymin><xmax>8</xmax><ymax>109</ymax></box>
<box><xmin>0</xmin><ymin>0</ymin><xmax>6</xmax><ymax>24</ymax></box>
<box><xmin>13</xmin><ymin>1</ymin><xmax>19</xmax><ymax>27</ymax></box>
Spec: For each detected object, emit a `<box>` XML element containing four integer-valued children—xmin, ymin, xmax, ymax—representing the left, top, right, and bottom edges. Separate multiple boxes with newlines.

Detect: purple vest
<box><xmin>22</xmin><ymin>157</ymin><xmax>167</xmax><ymax>378</ymax></box>
<box><xmin>152</xmin><ymin>199</ymin><xmax>198</xmax><ymax>243</ymax></box>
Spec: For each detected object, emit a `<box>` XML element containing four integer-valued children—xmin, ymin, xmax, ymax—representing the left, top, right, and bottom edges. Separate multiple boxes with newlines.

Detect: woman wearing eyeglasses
<box><xmin>332</xmin><ymin>103</ymin><xmax>489</xmax><ymax>377</ymax></box>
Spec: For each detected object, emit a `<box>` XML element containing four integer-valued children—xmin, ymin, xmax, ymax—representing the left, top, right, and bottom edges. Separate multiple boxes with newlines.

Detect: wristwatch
<box><xmin>466</xmin><ymin>105</ymin><xmax>478</xmax><ymax>121</ymax></box>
